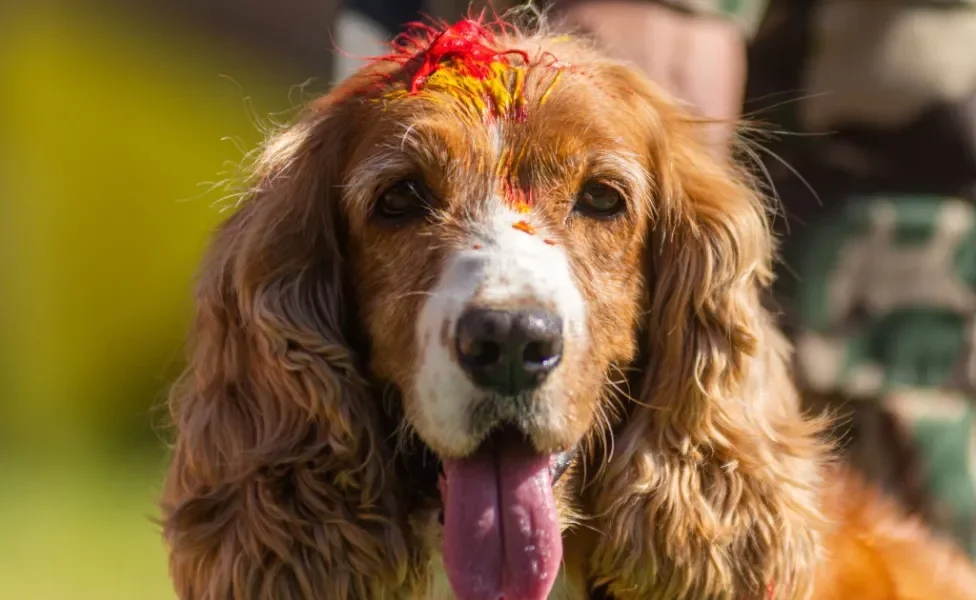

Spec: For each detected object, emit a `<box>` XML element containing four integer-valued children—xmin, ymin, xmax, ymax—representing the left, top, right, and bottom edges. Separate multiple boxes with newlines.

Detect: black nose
<box><xmin>454</xmin><ymin>309</ymin><xmax>564</xmax><ymax>395</ymax></box>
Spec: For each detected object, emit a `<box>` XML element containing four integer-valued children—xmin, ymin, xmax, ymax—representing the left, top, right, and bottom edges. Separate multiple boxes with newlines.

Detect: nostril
<box><xmin>522</xmin><ymin>338</ymin><xmax>561</xmax><ymax>367</ymax></box>
<box><xmin>514</xmin><ymin>311</ymin><xmax>564</xmax><ymax>380</ymax></box>
<box><xmin>460</xmin><ymin>338</ymin><xmax>503</xmax><ymax>368</ymax></box>
<box><xmin>455</xmin><ymin>309</ymin><xmax>512</xmax><ymax>371</ymax></box>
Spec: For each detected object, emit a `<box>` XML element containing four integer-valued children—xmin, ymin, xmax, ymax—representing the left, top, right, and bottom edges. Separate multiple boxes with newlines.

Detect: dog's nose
<box><xmin>455</xmin><ymin>308</ymin><xmax>563</xmax><ymax>395</ymax></box>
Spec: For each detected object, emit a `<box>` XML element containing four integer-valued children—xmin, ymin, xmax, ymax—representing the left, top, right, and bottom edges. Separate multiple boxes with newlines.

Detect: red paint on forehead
<box><xmin>371</xmin><ymin>16</ymin><xmax>529</xmax><ymax>93</ymax></box>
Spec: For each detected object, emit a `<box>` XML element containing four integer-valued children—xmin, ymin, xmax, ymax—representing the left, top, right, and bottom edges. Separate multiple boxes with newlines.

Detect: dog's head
<box><xmin>355</xmin><ymin>30</ymin><xmax>647</xmax><ymax>453</ymax></box>
<box><xmin>163</xmin><ymin>16</ymin><xmax>826</xmax><ymax>600</ymax></box>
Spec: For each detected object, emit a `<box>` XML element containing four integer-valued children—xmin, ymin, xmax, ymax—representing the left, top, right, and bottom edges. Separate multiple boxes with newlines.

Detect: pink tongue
<box><xmin>440</xmin><ymin>439</ymin><xmax>562</xmax><ymax>600</ymax></box>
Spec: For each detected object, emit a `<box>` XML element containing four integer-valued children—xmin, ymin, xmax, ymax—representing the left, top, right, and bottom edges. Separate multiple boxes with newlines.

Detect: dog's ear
<box><xmin>160</xmin><ymin>83</ymin><xmax>421</xmax><ymax>599</ymax></box>
<box><xmin>587</xmin><ymin>66</ymin><xmax>828</xmax><ymax>599</ymax></box>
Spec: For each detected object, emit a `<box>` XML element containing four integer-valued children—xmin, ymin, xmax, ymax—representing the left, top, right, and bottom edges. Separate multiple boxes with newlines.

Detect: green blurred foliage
<box><xmin>1</xmin><ymin>4</ymin><xmax>311</xmax><ymax>457</ymax></box>
<box><xmin>0</xmin><ymin>3</ymin><xmax>321</xmax><ymax>598</ymax></box>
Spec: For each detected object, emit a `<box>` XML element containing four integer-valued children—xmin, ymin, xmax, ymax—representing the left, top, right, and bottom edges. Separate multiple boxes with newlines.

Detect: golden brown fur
<box><xmin>161</xmin><ymin>20</ymin><xmax>976</xmax><ymax>600</ymax></box>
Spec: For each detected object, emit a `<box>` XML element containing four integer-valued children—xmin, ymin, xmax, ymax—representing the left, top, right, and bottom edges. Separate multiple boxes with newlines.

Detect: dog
<box><xmin>160</xmin><ymin>14</ymin><xmax>976</xmax><ymax>600</ymax></box>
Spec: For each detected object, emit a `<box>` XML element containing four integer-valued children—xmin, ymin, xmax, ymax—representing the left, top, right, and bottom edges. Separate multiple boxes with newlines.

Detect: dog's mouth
<box><xmin>436</xmin><ymin>428</ymin><xmax>572</xmax><ymax>600</ymax></box>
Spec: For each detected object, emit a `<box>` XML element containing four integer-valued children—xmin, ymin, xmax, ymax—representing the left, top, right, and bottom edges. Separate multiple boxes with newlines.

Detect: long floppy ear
<box><xmin>589</xmin><ymin>67</ymin><xmax>829</xmax><ymax>600</ymax></box>
<box><xmin>160</xmin><ymin>90</ymin><xmax>421</xmax><ymax>599</ymax></box>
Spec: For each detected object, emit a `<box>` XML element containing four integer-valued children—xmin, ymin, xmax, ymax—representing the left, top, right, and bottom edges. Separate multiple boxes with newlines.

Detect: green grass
<box><xmin>0</xmin><ymin>458</ymin><xmax>174</xmax><ymax>600</ymax></box>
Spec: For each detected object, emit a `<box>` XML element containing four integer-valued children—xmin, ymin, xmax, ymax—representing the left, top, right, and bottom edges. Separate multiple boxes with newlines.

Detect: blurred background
<box><xmin>0</xmin><ymin>1</ymin><xmax>396</xmax><ymax>598</ymax></box>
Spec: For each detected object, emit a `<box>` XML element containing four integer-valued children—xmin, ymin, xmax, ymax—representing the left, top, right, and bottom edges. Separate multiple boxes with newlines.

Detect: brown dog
<box><xmin>161</xmin><ymin>15</ymin><xmax>976</xmax><ymax>600</ymax></box>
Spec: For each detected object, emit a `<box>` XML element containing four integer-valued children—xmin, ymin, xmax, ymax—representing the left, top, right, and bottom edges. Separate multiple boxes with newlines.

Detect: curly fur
<box><xmin>570</xmin><ymin>64</ymin><xmax>831</xmax><ymax>599</ymax></box>
<box><xmin>161</xmin><ymin>96</ymin><xmax>424</xmax><ymax>598</ymax></box>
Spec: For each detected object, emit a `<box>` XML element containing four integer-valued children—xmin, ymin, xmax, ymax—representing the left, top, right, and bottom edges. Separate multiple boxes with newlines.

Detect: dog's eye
<box><xmin>374</xmin><ymin>179</ymin><xmax>432</xmax><ymax>223</ymax></box>
<box><xmin>574</xmin><ymin>181</ymin><xmax>625</xmax><ymax>218</ymax></box>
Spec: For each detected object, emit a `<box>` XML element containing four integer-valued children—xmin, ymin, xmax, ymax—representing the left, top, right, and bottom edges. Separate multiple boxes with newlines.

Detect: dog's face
<box><xmin>343</xmin><ymin>30</ymin><xmax>651</xmax><ymax>460</ymax></box>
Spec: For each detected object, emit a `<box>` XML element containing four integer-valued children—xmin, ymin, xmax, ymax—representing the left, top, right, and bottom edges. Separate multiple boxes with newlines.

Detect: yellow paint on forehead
<box><xmin>383</xmin><ymin>58</ymin><xmax>528</xmax><ymax>123</ymax></box>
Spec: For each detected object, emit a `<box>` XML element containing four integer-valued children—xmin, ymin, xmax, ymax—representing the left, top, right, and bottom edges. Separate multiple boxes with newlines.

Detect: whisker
<box><xmin>741</xmin><ymin>90</ymin><xmax>833</xmax><ymax>121</ymax></box>
<box><xmin>750</xmin><ymin>138</ymin><xmax>822</xmax><ymax>217</ymax></box>
<box><xmin>734</xmin><ymin>136</ymin><xmax>785</xmax><ymax>230</ymax></box>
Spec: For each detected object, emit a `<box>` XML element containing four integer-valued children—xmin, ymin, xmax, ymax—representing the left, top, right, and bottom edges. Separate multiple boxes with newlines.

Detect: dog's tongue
<box><xmin>440</xmin><ymin>437</ymin><xmax>562</xmax><ymax>600</ymax></box>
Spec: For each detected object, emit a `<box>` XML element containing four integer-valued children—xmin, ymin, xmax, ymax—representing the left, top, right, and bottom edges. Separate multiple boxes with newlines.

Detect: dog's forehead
<box><xmin>360</xmin><ymin>19</ymin><xmax>619</xmax><ymax>148</ymax></box>
<box><xmin>344</xmin><ymin>19</ymin><xmax>644</xmax><ymax>196</ymax></box>
<box><xmin>369</xmin><ymin>20</ymin><xmax>561</xmax><ymax>107</ymax></box>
